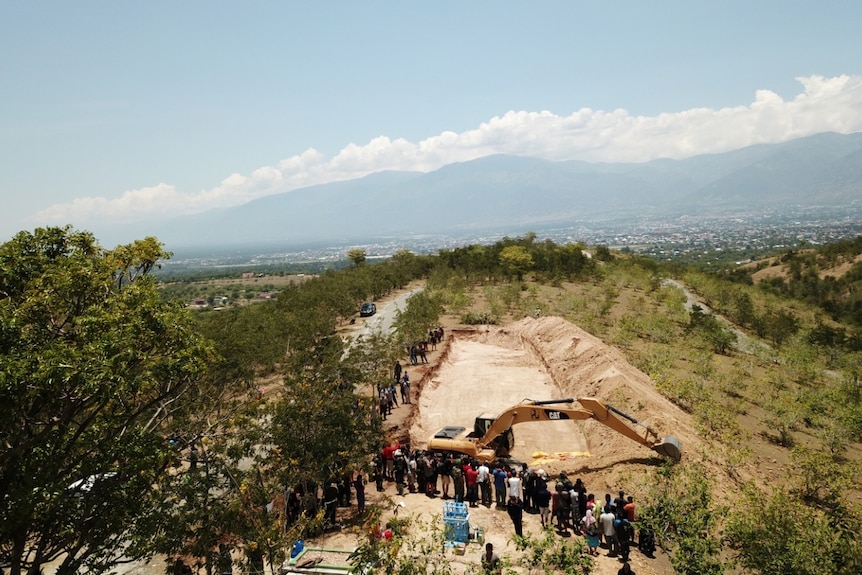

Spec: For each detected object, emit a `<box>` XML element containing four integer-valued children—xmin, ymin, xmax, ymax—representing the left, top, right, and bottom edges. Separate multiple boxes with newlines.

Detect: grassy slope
<box><xmin>442</xmin><ymin>257</ymin><xmax>862</xmax><ymax>526</ymax></box>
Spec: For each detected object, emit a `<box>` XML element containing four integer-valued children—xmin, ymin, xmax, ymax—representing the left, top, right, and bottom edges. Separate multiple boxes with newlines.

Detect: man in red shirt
<box><xmin>382</xmin><ymin>441</ymin><xmax>398</xmax><ymax>482</ymax></box>
<box><xmin>465</xmin><ymin>463</ymin><xmax>480</xmax><ymax>508</ymax></box>
<box><xmin>623</xmin><ymin>496</ymin><xmax>636</xmax><ymax>522</ymax></box>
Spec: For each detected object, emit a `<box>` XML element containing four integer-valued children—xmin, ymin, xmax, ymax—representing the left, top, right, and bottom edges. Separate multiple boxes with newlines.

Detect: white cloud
<box><xmin>34</xmin><ymin>74</ymin><xmax>862</xmax><ymax>227</ymax></box>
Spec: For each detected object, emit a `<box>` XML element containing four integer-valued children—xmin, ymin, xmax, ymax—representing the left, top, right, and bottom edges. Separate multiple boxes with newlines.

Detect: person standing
<box><xmin>604</xmin><ymin>493</ymin><xmax>615</xmax><ymax>514</ymax></box>
<box><xmin>400</xmin><ymin>372</ymin><xmax>411</xmax><ymax>404</ymax></box>
<box><xmin>614</xmin><ymin>490</ymin><xmax>627</xmax><ymax>513</ymax></box>
<box><xmin>478</xmin><ymin>461</ymin><xmax>491</xmax><ymax>506</ymax></box>
<box><xmin>493</xmin><ymin>465</ymin><xmax>508</xmax><ymax>507</ymax></box>
<box><xmin>323</xmin><ymin>481</ymin><xmax>339</xmax><ymax>526</ymax></box>
<box><xmin>373</xmin><ymin>460</ymin><xmax>384</xmax><ymax>492</ymax></box>
<box><xmin>586</xmin><ymin>493</ymin><xmax>597</xmax><ymax>514</ymax></box>
<box><xmin>378</xmin><ymin>393</ymin><xmax>388</xmax><ymax>421</ymax></box>
<box><xmin>407</xmin><ymin>452</ymin><xmax>417</xmax><ymax>493</ymax></box>
<box><xmin>394</xmin><ymin>451</ymin><xmax>407</xmax><ymax>496</ymax></box>
<box><xmin>507</xmin><ymin>495</ymin><xmax>524</xmax><ymax>537</ymax></box>
<box><xmin>569</xmin><ymin>484</ymin><xmax>580</xmax><ymax>531</ymax></box>
<box><xmin>600</xmin><ymin>505</ymin><xmax>618</xmax><ymax>557</ymax></box>
<box><xmin>552</xmin><ymin>483</ymin><xmax>570</xmax><ymax>534</ymax></box>
<box><xmin>393</xmin><ymin>361</ymin><xmax>402</xmax><ymax>385</ymax></box>
<box><xmin>352</xmin><ymin>472</ymin><xmax>366</xmax><ymax>514</ymax></box>
<box><xmin>617</xmin><ymin>562</ymin><xmax>636</xmax><ymax>575</ymax></box>
<box><xmin>382</xmin><ymin>443</ymin><xmax>397</xmax><ymax>481</ymax></box>
<box><xmin>451</xmin><ymin>461</ymin><xmax>465</xmax><ymax>502</ymax></box>
<box><xmin>507</xmin><ymin>470</ymin><xmax>522</xmax><ymax>500</ymax></box>
<box><xmin>574</xmin><ymin>478</ymin><xmax>588</xmax><ymax>521</ymax></box>
<box><xmin>624</xmin><ymin>495</ymin><xmax>636</xmax><ymax>521</ymax></box>
<box><xmin>615</xmin><ymin>513</ymin><xmax>634</xmax><ymax>562</ymax></box>
<box><xmin>440</xmin><ymin>454</ymin><xmax>453</xmax><ymax>499</ymax></box>
<box><xmin>522</xmin><ymin>466</ymin><xmax>536</xmax><ymax>512</ymax></box>
<box><xmin>535</xmin><ymin>481</ymin><xmax>552</xmax><ymax>528</ymax></box>
<box><xmin>465</xmin><ymin>463</ymin><xmax>479</xmax><ymax>507</ymax></box>
<box><xmin>424</xmin><ymin>453</ymin><xmax>438</xmax><ymax>497</ymax></box>
<box><xmin>416</xmin><ymin>453</ymin><xmax>428</xmax><ymax>495</ymax></box>
<box><xmin>340</xmin><ymin>473</ymin><xmax>352</xmax><ymax>507</ymax></box>
<box><xmin>581</xmin><ymin>509</ymin><xmax>600</xmax><ymax>556</ymax></box>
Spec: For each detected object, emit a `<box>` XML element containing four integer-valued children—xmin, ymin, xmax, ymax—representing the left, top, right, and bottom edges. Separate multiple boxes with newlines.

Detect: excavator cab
<box><xmin>472</xmin><ymin>414</ymin><xmax>515</xmax><ymax>456</ymax></box>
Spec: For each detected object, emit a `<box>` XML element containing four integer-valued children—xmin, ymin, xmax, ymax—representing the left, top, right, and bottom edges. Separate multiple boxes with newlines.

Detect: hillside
<box><xmin>737</xmin><ymin>236</ymin><xmax>862</xmax><ymax>326</ymax></box>
<box><xmin>11</xmin><ymin>225</ymin><xmax>862</xmax><ymax>575</ymax></box>
<box><xmin>296</xmin><ymin>243</ymin><xmax>862</xmax><ymax>574</ymax></box>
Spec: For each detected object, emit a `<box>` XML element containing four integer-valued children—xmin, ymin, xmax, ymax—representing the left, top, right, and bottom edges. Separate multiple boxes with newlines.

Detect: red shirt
<box><xmin>465</xmin><ymin>466</ymin><xmax>479</xmax><ymax>487</ymax></box>
<box><xmin>624</xmin><ymin>502</ymin><xmax>636</xmax><ymax>522</ymax></box>
<box><xmin>382</xmin><ymin>445</ymin><xmax>395</xmax><ymax>460</ymax></box>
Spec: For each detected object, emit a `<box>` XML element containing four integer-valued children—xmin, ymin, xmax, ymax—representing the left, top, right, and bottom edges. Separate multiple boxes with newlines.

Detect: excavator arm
<box><xmin>428</xmin><ymin>397</ymin><xmax>681</xmax><ymax>462</ymax></box>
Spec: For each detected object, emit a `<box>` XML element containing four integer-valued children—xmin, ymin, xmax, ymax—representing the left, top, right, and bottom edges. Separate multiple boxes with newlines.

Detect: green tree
<box><xmin>689</xmin><ymin>307</ymin><xmax>737</xmax><ymax>354</ymax></box>
<box><xmin>594</xmin><ymin>244</ymin><xmax>613</xmax><ymax>262</ymax></box>
<box><xmin>347</xmin><ymin>248</ymin><xmax>367</xmax><ymax>266</ymax></box>
<box><xmin>639</xmin><ymin>462</ymin><xmax>725</xmax><ymax>575</ymax></box>
<box><xmin>393</xmin><ymin>291</ymin><xmax>444</xmax><ymax>348</ymax></box>
<box><xmin>265</xmin><ymin>373</ymin><xmax>380</xmax><ymax>496</ymax></box>
<box><xmin>0</xmin><ymin>227</ymin><xmax>215</xmax><ymax>575</ymax></box>
<box><xmin>725</xmin><ymin>486</ymin><xmax>862</xmax><ymax>575</ymax></box>
<box><xmin>498</xmin><ymin>245</ymin><xmax>534</xmax><ymax>281</ymax></box>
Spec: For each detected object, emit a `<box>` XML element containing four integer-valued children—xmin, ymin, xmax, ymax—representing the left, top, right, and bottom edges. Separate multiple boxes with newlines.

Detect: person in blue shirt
<box><xmin>493</xmin><ymin>465</ymin><xmax>508</xmax><ymax>508</ymax></box>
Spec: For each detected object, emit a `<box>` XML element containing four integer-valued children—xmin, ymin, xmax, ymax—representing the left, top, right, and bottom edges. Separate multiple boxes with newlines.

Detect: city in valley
<box><xmin>161</xmin><ymin>203</ymin><xmax>862</xmax><ymax>274</ymax></box>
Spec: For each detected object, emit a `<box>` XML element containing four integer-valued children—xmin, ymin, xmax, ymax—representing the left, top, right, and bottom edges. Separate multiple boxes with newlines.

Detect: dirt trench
<box><xmin>405</xmin><ymin>317</ymin><xmax>694</xmax><ymax>476</ymax></box>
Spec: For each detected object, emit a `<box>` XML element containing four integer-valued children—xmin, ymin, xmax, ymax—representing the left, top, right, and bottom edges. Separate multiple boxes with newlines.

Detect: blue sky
<box><xmin>3</xmin><ymin>1</ymin><xmax>862</xmax><ymax>244</ymax></box>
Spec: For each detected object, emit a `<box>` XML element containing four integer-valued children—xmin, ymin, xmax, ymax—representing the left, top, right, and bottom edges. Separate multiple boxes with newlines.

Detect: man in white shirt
<box><xmin>599</xmin><ymin>507</ymin><xmax>618</xmax><ymax>557</ymax></box>
<box><xmin>477</xmin><ymin>461</ymin><xmax>491</xmax><ymax>506</ymax></box>
<box><xmin>507</xmin><ymin>470</ymin><xmax>522</xmax><ymax>500</ymax></box>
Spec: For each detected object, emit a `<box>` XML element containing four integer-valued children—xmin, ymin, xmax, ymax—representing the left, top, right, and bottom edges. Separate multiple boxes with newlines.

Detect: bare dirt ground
<box><xmin>410</xmin><ymin>334</ymin><xmax>590</xmax><ymax>461</ymax></box>
<box><xmin>310</xmin><ymin>314</ymin><xmax>695</xmax><ymax>575</ymax></box>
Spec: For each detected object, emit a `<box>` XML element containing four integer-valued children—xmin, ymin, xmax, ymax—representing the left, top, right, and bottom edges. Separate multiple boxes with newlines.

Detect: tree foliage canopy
<box><xmin>0</xmin><ymin>227</ymin><xmax>215</xmax><ymax>575</ymax></box>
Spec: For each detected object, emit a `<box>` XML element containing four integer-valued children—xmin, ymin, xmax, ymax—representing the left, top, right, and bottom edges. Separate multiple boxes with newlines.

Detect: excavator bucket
<box><xmin>651</xmin><ymin>436</ymin><xmax>681</xmax><ymax>462</ymax></box>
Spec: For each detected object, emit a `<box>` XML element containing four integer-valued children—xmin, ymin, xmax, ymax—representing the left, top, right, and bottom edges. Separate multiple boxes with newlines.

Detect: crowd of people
<box><xmin>369</xmin><ymin>444</ymin><xmax>655</xmax><ymax>564</ymax></box>
<box><xmin>377</xmin><ymin>367</ymin><xmax>412</xmax><ymax>420</ymax></box>
<box><xmin>282</xmin><ymin>323</ymin><xmax>648</xmax><ymax>574</ymax></box>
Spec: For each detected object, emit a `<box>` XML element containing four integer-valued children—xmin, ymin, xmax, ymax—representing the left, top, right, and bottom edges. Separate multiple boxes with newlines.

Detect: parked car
<box><xmin>360</xmin><ymin>302</ymin><xmax>376</xmax><ymax>317</ymax></box>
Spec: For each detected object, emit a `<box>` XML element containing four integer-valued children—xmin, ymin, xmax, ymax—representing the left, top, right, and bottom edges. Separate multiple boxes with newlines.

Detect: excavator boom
<box><xmin>428</xmin><ymin>397</ymin><xmax>681</xmax><ymax>463</ymax></box>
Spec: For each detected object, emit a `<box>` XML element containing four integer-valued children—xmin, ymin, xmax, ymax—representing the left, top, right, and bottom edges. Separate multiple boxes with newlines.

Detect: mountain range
<box><xmin>135</xmin><ymin>131</ymin><xmax>862</xmax><ymax>249</ymax></box>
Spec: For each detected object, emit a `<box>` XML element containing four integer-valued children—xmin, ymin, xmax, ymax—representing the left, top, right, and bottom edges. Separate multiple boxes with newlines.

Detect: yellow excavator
<box><xmin>428</xmin><ymin>397</ymin><xmax>681</xmax><ymax>462</ymax></box>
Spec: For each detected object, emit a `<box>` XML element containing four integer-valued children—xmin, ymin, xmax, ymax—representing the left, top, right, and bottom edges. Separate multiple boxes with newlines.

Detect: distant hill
<box><xmin>145</xmin><ymin>131</ymin><xmax>862</xmax><ymax>248</ymax></box>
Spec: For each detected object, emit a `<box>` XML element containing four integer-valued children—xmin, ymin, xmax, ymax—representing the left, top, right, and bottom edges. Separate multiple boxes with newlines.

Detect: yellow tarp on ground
<box><xmin>530</xmin><ymin>451</ymin><xmax>591</xmax><ymax>465</ymax></box>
